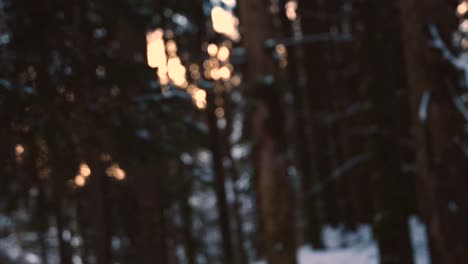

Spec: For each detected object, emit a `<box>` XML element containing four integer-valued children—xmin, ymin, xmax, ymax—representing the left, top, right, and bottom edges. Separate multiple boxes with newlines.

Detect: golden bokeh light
<box><xmin>211</xmin><ymin>6</ymin><xmax>240</xmax><ymax>41</ymax></box>
<box><xmin>217</xmin><ymin>46</ymin><xmax>230</xmax><ymax>61</ymax></box>
<box><xmin>166</xmin><ymin>40</ymin><xmax>178</xmax><ymax>55</ymax></box>
<box><xmin>79</xmin><ymin>163</ymin><xmax>91</xmax><ymax>178</ymax></box>
<box><xmin>146</xmin><ymin>29</ymin><xmax>166</xmax><ymax>69</ymax></box>
<box><xmin>189</xmin><ymin>64</ymin><xmax>199</xmax><ymax>72</ymax></box>
<box><xmin>159</xmin><ymin>74</ymin><xmax>170</xmax><ymax>85</ymax></box>
<box><xmin>231</xmin><ymin>75</ymin><xmax>242</xmax><ymax>86</ymax></box>
<box><xmin>167</xmin><ymin>56</ymin><xmax>187</xmax><ymax>87</ymax></box>
<box><xmin>458</xmin><ymin>2</ymin><xmax>468</xmax><ymax>17</ymax></box>
<box><xmin>193</xmin><ymin>89</ymin><xmax>207</xmax><ymax>109</ymax></box>
<box><xmin>114</xmin><ymin>168</ymin><xmax>126</xmax><ymax>181</ymax></box>
<box><xmin>207</xmin><ymin>44</ymin><xmax>218</xmax><ymax>57</ymax></box>
<box><xmin>15</xmin><ymin>144</ymin><xmax>25</xmax><ymax>156</ymax></box>
<box><xmin>106</xmin><ymin>163</ymin><xmax>127</xmax><ymax>181</ymax></box>
<box><xmin>204</xmin><ymin>60</ymin><xmax>213</xmax><ymax>69</ymax></box>
<box><xmin>285</xmin><ymin>1</ymin><xmax>298</xmax><ymax>21</ymax></box>
<box><xmin>211</xmin><ymin>68</ymin><xmax>220</xmax><ymax>80</ymax></box>
<box><xmin>219</xmin><ymin>66</ymin><xmax>231</xmax><ymax>80</ymax></box>
<box><xmin>276</xmin><ymin>44</ymin><xmax>286</xmax><ymax>56</ymax></box>
<box><xmin>74</xmin><ymin>175</ymin><xmax>86</xmax><ymax>187</ymax></box>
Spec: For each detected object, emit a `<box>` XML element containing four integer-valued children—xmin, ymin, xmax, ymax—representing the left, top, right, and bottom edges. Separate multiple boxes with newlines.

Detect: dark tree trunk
<box><xmin>132</xmin><ymin>163</ymin><xmax>169</xmax><ymax>264</ymax></box>
<box><xmin>207</xmin><ymin>89</ymin><xmax>235</xmax><ymax>264</ymax></box>
<box><xmin>180</xmin><ymin>168</ymin><xmax>197</xmax><ymax>264</ymax></box>
<box><xmin>88</xmin><ymin>156</ymin><xmax>112</xmax><ymax>264</ymax></box>
<box><xmin>286</xmin><ymin>2</ymin><xmax>326</xmax><ymax>246</ymax></box>
<box><xmin>46</xmin><ymin>128</ymin><xmax>73</xmax><ymax>264</ymax></box>
<box><xmin>399</xmin><ymin>0</ymin><xmax>468</xmax><ymax>263</ymax></box>
<box><xmin>237</xmin><ymin>0</ymin><xmax>297</xmax><ymax>263</ymax></box>
<box><xmin>356</xmin><ymin>1</ymin><xmax>415</xmax><ymax>263</ymax></box>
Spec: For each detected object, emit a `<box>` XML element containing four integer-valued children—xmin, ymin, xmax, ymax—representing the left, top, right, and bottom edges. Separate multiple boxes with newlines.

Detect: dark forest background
<box><xmin>1</xmin><ymin>0</ymin><xmax>468</xmax><ymax>263</ymax></box>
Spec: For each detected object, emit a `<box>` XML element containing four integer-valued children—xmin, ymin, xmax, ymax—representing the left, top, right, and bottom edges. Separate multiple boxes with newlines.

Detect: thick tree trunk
<box><xmin>132</xmin><ymin>163</ymin><xmax>169</xmax><ymax>264</ymax></box>
<box><xmin>357</xmin><ymin>1</ymin><xmax>415</xmax><ymax>263</ymax></box>
<box><xmin>399</xmin><ymin>0</ymin><xmax>468</xmax><ymax>263</ymax></box>
<box><xmin>237</xmin><ymin>0</ymin><xmax>297</xmax><ymax>263</ymax></box>
<box><xmin>286</xmin><ymin>5</ymin><xmax>326</xmax><ymax>247</ymax></box>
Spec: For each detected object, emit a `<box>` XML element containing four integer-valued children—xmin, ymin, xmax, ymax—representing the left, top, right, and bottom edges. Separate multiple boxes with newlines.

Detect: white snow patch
<box><xmin>252</xmin><ymin>216</ymin><xmax>430</xmax><ymax>264</ymax></box>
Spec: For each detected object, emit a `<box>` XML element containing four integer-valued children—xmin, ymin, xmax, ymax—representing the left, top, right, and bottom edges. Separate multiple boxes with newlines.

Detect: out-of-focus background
<box><xmin>0</xmin><ymin>0</ymin><xmax>467</xmax><ymax>263</ymax></box>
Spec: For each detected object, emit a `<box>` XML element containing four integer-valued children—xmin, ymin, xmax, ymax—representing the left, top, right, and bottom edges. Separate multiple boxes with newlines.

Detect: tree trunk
<box><xmin>88</xmin><ymin>155</ymin><xmax>112</xmax><ymax>264</ymax></box>
<box><xmin>207</xmin><ymin>89</ymin><xmax>235</xmax><ymax>264</ymax></box>
<box><xmin>356</xmin><ymin>1</ymin><xmax>415</xmax><ymax>263</ymax></box>
<box><xmin>399</xmin><ymin>0</ymin><xmax>468</xmax><ymax>263</ymax></box>
<box><xmin>286</xmin><ymin>2</ymin><xmax>326</xmax><ymax>246</ymax></box>
<box><xmin>132</xmin><ymin>163</ymin><xmax>169</xmax><ymax>264</ymax></box>
<box><xmin>180</xmin><ymin>168</ymin><xmax>197</xmax><ymax>264</ymax></box>
<box><xmin>237</xmin><ymin>0</ymin><xmax>297</xmax><ymax>263</ymax></box>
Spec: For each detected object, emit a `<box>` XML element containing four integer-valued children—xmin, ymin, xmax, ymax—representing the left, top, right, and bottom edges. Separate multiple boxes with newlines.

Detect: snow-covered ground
<box><xmin>256</xmin><ymin>216</ymin><xmax>430</xmax><ymax>264</ymax></box>
<box><xmin>0</xmin><ymin>212</ymin><xmax>429</xmax><ymax>264</ymax></box>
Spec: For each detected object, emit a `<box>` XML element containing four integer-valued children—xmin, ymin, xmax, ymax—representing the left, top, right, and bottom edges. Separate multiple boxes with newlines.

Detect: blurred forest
<box><xmin>1</xmin><ymin>0</ymin><xmax>468</xmax><ymax>263</ymax></box>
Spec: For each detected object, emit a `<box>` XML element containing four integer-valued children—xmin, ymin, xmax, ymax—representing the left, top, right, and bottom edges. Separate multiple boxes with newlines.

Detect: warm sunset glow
<box><xmin>211</xmin><ymin>6</ymin><xmax>240</xmax><ymax>41</ymax></box>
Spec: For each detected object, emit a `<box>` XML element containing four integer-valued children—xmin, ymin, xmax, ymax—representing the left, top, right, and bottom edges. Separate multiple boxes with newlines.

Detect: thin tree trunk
<box><xmin>180</xmin><ymin>165</ymin><xmax>197</xmax><ymax>264</ymax></box>
<box><xmin>207</xmin><ymin>89</ymin><xmax>234</xmax><ymax>264</ymax></box>
<box><xmin>45</xmin><ymin>124</ymin><xmax>73</xmax><ymax>264</ymax></box>
<box><xmin>132</xmin><ymin>163</ymin><xmax>169</xmax><ymax>264</ymax></box>
<box><xmin>222</xmin><ymin>85</ymin><xmax>248</xmax><ymax>264</ymax></box>
<box><xmin>88</xmin><ymin>156</ymin><xmax>112</xmax><ymax>264</ymax></box>
<box><xmin>224</xmin><ymin>134</ymin><xmax>248</xmax><ymax>264</ymax></box>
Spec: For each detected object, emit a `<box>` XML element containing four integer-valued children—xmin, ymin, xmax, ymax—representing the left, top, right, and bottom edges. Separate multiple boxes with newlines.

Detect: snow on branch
<box><xmin>428</xmin><ymin>24</ymin><xmax>468</xmax><ymax>86</ymax></box>
<box><xmin>428</xmin><ymin>24</ymin><xmax>468</xmax><ymax>121</ymax></box>
<box><xmin>418</xmin><ymin>90</ymin><xmax>431</xmax><ymax>123</ymax></box>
